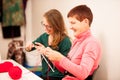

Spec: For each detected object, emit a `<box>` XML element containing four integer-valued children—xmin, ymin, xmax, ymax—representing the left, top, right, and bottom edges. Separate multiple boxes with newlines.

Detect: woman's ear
<box><xmin>83</xmin><ymin>18</ymin><xmax>89</xmax><ymax>24</ymax></box>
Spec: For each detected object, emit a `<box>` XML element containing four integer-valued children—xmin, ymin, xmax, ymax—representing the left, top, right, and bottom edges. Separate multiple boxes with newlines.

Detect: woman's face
<box><xmin>42</xmin><ymin>17</ymin><xmax>54</xmax><ymax>35</ymax></box>
<box><xmin>68</xmin><ymin>17</ymin><xmax>89</xmax><ymax>38</ymax></box>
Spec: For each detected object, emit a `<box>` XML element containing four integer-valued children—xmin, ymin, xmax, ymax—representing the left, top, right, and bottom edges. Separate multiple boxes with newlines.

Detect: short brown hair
<box><xmin>67</xmin><ymin>5</ymin><xmax>93</xmax><ymax>26</ymax></box>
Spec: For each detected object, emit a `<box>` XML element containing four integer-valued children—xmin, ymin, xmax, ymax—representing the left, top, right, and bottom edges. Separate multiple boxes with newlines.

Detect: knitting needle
<box><xmin>41</xmin><ymin>54</ymin><xmax>55</xmax><ymax>72</ymax></box>
<box><xmin>16</xmin><ymin>46</ymin><xmax>26</xmax><ymax>49</ymax></box>
<box><xmin>16</xmin><ymin>46</ymin><xmax>55</xmax><ymax>72</ymax></box>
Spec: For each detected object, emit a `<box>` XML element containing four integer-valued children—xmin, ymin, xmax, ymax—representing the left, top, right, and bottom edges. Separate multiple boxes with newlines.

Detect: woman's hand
<box><xmin>44</xmin><ymin>47</ymin><xmax>65</xmax><ymax>61</ymax></box>
<box><xmin>34</xmin><ymin>42</ymin><xmax>46</xmax><ymax>55</ymax></box>
<box><xmin>34</xmin><ymin>43</ymin><xmax>64</xmax><ymax>61</ymax></box>
<box><xmin>25</xmin><ymin>42</ymin><xmax>34</xmax><ymax>52</ymax></box>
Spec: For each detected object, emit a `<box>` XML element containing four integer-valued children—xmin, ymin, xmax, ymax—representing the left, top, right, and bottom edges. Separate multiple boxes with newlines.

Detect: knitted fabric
<box><xmin>8</xmin><ymin>66</ymin><xmax>22</xmax><ymax>79</ymax></box>
<box><xmin>0</xmin><ymin>61</ymin><xmax>13</xmax><ymax>72</ymax></box>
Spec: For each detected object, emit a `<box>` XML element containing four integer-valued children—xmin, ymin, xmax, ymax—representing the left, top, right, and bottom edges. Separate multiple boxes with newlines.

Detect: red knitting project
<box><xmin>8</xmin><ymin>66</ymin><xmax>22</xmax><ymax>79</ymax></box>
<box><xmin>0</xmin><ymin>61</ymin><xmax>13</xmax><ymax>72</ymax></box>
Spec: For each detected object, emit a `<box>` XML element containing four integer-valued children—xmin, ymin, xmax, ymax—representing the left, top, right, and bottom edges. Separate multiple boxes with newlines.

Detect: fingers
<box><xmin>35</xmin><ymin>42</ymin><xmax>44</xmax><ymax>47</ymax></box>
<box><xmin>35</xmin><ymin>44</ymin><xmax>45</xmax><ymax>50</ymax></box>
<box><xmin>25</xmin><ymin>43</ymin><xmax>34</xmax><ymax>52</ymax></box>
<box><xmin>25</xmin><ymin>42</ymin><xmax>45</xmax><ymax>52</ymax></box>
<box><xmin>44</xmin><ymin>48</ymin><xmax>64</xmax><ymax>61</ymax></box>
<box><xmin>44</xmin><ymin>47</ymin><xmax>53</xmax><ymax>59</ymax></box>
<box><xmin>36</xmin><ymin>46</ymin><xmax>45</xmax><ymax>53</ymax></box>
<box><xmin>34</xmin><ymin>42</ymin><xmax>46</xmax><ymax>55</ymax></box>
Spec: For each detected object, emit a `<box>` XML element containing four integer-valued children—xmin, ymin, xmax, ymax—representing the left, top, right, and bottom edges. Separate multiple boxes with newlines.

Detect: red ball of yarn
<box><xmin>8</xmin><ymin>66</ymin><xmax>22</xmax><ymax>79</ymax></box>
<box><xmin>0</xmin><ymin>61</ymin><xmax>13</xmax><ymax>72</ymax></box>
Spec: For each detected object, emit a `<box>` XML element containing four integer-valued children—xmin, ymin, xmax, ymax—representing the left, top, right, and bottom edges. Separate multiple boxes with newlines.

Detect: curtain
<box><xmin>2</xmin><ymin>0</ymin><xmax>25</xmax><ymax>27</ymax></box>
<box><xmin>1</xmin><ymin>0</ymin><xmax>27</xmax><ymax>38</ymax></box>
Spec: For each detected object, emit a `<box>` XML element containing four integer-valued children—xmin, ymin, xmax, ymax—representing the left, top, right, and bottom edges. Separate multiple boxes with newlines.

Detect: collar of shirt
<box><xmin>71</xmin><ymin>29</ymin><xmax>91</xmax><ymax>48</ymax></box>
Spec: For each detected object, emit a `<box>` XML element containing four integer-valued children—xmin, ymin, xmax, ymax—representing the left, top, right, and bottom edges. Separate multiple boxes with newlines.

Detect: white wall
<box><xmin>32</xmin><ymin>0</ymin><xmax>120</xmax><ymax>80</ymax></box>
<box><xmin>0</xmin><ymin>25</ymin><xmax>25</xmax><ymax>59</ymax></box>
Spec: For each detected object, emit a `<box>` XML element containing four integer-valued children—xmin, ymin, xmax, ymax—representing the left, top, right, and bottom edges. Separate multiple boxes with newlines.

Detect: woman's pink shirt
<box><xmin>60</xmin><ymin>30</ymin><xmax>102</xmax><ymax>80</ymax></box>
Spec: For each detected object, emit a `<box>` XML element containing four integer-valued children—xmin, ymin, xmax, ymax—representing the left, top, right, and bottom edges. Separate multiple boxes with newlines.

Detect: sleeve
<box><xmin>60</xmin><ymin>41</ymin><xmax>101</xmax><ymax>79</ymax></box>
<box><xmin>32</xmin><ymin>36</ymin><xmax>42</xmax><ymax>44</ymax></box>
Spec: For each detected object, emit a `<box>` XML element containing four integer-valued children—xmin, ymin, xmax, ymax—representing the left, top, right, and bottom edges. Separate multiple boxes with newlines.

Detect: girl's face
<box><xmin>42</xmin><ymin>17</ymin><xmax>54</xmax><ymax>35</ymax></box>
<box><xmin>68</xmin><ymin>17</ymin><xmax>89</xmax><ymax>38</ymax></box>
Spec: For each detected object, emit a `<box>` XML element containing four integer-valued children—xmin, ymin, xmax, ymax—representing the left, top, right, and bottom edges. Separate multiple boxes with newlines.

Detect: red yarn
<box><xmin>0</xmin><ymin>61</ymin><xmax>13</xmax><ymax>72</ymax></box>
<box><xmin>8</xmin><ymin>66</ymin><xmax>22</xmax><ymax>80</ymax></box>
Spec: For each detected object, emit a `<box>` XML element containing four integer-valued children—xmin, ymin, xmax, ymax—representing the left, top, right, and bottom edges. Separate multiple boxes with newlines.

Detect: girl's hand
<box><xmin>34</xmin><ymin>42</ymin><xmax>46</xmax><ymax>55</ymax></box>
<box><xmin>25</xmin><ymin>42</ymin><xmax>34</xmax><ymax>52</ymax></box>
